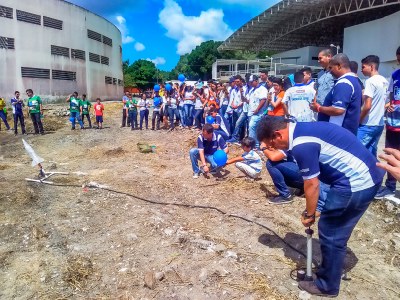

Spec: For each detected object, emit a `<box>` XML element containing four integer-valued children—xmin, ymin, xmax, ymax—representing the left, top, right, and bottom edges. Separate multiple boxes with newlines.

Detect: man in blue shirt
<box><xmin>311</xmin><ymin>53</ymin><xmax>362</xmax><ymax>135</ymax></box>
<box><xmin>315</xmin><ymin>49</ymin><xmax>335</xmax><ymax>105</ymax></box>
<box><xmin>10</xmin><ymin>91</ymin><xmax>26</xmax><ymax>135</ymax></box>
<box><xmin>257</xmin><ymin>116</ymin><xmax>384</xmax><ymax>297</ymax></box>
<box><xmin>189</xmin><ymin>123</ymin><xmax>229</xmax><ymax>178</ymax></box>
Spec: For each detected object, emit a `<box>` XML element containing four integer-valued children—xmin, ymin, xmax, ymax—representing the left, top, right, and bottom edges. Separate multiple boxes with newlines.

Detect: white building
<box><xmin>217</xmin><ymin>0</ymin><xmax>400</xmax><ymax>81</ymax></box>
<box><xmin>0</xmin><ymin>0</ymin><xmax>123</xmax><ymax>101</ymax></box>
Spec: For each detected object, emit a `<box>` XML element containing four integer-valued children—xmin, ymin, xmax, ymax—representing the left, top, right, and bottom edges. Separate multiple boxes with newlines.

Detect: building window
<box><xmin>113</xmin><ymin>78</ymin><xmax>117</xmax><ymax>85</ymax></box>
<box><xmin>105</xmin><ymin>76</ymin><xmax>113</xmax><ymax>84</ymax></box>
<box><xmin>102</xmin><ymin>35</ymin><xmax>112</xmax><ymax>47</ymax></box>
<box><xmin>101</xmin><ymin>56</ymin><xmax>109</xmax><ymax>65</ymax></box>
<box><xmin>0</xmin><ymin>5</ymin><xmax>13</xmax><ymax>19</ymax></box>
<box><xmin>118</xmin><ymin>79</ymin><xmax>123</xmax><ymax>86</ymax></box>
<box><xmin>89</xmin><ymin>52</ymin><xmax>100</xmax><ymax>63</ymax></box>
<box><xmin>51</xmin><ymin>45</ymin><xmax>69</xmax><ymax>57</ymax></box>
<box><xmin>0</xmin><ymin>36</ymin><xmax>15</xmax><ymax>49</ymax></box>
<box><xmin>87</xmin><ymin>29</ymin><xmax>102</xmax><ymax>42</ymax></box>
<box><xmin>16</xmin><ymin>10</ymin><xmax>41</xmax><ymax>25</ymax></box>
<box><xmin>71</xmin><ymin>49</ymin><xmax>85</xmax><ymax>60</ymax></box>
<box><xmin>43</xmin><ymin>16</ymin><xmax>62</xmax><ymax>30</ymax></box>
<box><xmin>21</xmin><ymin>67</ymin><xmax>50</xmax><ymax>79</ymax></box>
<box><xmin>52</xmin><ymin>70</ymin><xmax>76</xmax><ymax>81</ymax></box>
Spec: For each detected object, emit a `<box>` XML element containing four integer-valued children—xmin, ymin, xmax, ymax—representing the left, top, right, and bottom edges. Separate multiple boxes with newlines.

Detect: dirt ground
<box><xmin>0</xmin><ymin>102</ymin><xmax>399</xmax><ymax>300</ymax></box>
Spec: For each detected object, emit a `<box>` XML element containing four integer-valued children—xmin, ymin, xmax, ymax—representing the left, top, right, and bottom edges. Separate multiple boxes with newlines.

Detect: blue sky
<box><xmin>67</xmin><ymin>0</ymin><xmax>279</xmax><ymax>70</ymax></box>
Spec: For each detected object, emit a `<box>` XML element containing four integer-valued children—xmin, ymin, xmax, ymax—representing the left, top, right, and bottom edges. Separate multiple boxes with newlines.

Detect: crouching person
<box><xmin>226</xmin><ymin>137</ymin><xmax>262</xmax><ymax>179</ymax></box>
<box><xmin>189</xmin><ymin>123</ymin><xmax>229</xmax><ymax>178</ymax></box>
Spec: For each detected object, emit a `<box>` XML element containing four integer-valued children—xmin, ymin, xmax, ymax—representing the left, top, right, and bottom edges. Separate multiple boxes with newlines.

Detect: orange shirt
<box><xmin>94</xmin><ymin>103</ymin><xmax>104</xmax><ymax>116</ymax></box>
<box><xmin>268</xmin><ymin>91</ymin><xmax>285</xmax><ymax>116</ymax></box>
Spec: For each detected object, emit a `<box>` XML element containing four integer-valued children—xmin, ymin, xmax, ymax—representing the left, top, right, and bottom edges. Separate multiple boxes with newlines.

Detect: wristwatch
<box><xmin>303</xmin><ymin>210</ymin><xmax>315</xmax><ymax>219</ymax></box>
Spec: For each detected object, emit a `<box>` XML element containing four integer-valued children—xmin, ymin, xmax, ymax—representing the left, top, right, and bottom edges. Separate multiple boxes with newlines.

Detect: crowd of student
<box><xmin>187</xmin><ymin>46</ymin><xmax>400</xmax><ymax>297</ymax></box>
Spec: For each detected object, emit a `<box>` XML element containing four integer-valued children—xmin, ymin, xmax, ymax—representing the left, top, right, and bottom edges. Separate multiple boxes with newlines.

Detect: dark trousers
<box><xmin>81</xmin><ymin>114</ymin><xmax>92</xmax><ymax>128</ymax></box>
<box><xmin>129</xmin><ymin>110</ymin><xmax>138</xmax><ymax>129</ymax></box>
<box><xmin>315</xmin><ymin>184</ymin><xmax>380</xmax><ymax>295</ymax></box>
<box><xmin>385</xmin><ymin>130</ymin><xmax>400</xmax><ymax>190</ymax></box>
<box><xmin>194</xmin><ymin>108</ymin><xmax>204</xmax><ymax>129</ymax></box>
<box><xmin>0</xmin><ymin>110</ymin><xmax>10</xmax><ymax>130</ymax></box>
<box><xmin>122</xmin><ymin>109</ymin><xmax>131</xmax><ymax>127</ymax></box>
<box><xmin>139</xmin><ymin>110</ymin><xmax>149</xmax><ymax>129</ymax></box>
<box><xmin>14</xmin><ymin>112</ymin><xmax>26</xmax><ymax>134</ymax></box>
<box><xmin>215</xmin><ymin>129</ymin><xmax>229</xmax><ymax>141</ymax></box>
<box><xmin>266</xmin><ymin>159</ymin><xmax>304</xmax><ymax>197</ymax></box>
<box><xmin>228</xmin><ymin>111</ymin><xmax>240</xmax><ymax>134</ymax></box>
<box><xmin>30</xmin><ymin>113</ymin><xmax>44</xmax><ymax>134</ymax></box>
<box><xmin>152</xmin><ymin>110</ymin><xmax>161</xmax><ymax>130</ymax></box>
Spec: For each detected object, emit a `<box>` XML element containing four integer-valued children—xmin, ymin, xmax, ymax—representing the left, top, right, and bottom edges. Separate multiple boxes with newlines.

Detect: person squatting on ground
<box><xmin>11</xmin><ymin>91</ymin><xmax>26</xmax><ymax>135</ymax></box>
<box><xmin>0</xmin><ymin>97</ymin><xmax>10</xmax><ymax>131</ymax></box>
<box><xmin>66</xmin><ymin>92</ymin><xmax>84</xmax><ymax>130</ymax></box>
<box><xmin>80</xmin><ymin>94</ymin><xmax>92</xmax><ymax>129</ymax></box>
<box><xmin>189</xmin><ymin>123</ymin><xmax>229</xmax><ymax>179</ymax></box>
<box><xmin>225</xmin><ymin>137</ymin><xmax>262</xmax><ymax>179</ymax></box>
<box><xmin>26</xmin><ymin>89</ymin><xmax>44</xmax><ymax>135</ymax></box>
<box><xmin>375</xmin><ymin>46</ymin><xmax>400</xmax><ymax>199</ymax></box>
<box><xmin>358</xmin><ymin>55</ymin><xmax>389</xmax><ymax>158</ymax></box>
<box><xmin>257</xmin><ymin>116</ymin><xmax>384</xmax><ymax>297</ymax></box>
<box><xmin>93</xmin><ymin>98</ymin><xmax>104</xmax><ymax>129</ymax></box>
<box><xmin>138</xmin><ymin>94</ymin><xmax>150</xmax><ymax>130</ymax></box>
<box><xmin>208</xmin><ymin>107</ymin><xmax>231</xmax><ymax>141</ymax></box>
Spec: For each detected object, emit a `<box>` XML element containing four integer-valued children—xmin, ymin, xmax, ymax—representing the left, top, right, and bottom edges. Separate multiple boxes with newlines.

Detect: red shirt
<box><xmin>94</xmin><ymin>103</ymin><xmax>104</xmax><ymax>116</ymax></box>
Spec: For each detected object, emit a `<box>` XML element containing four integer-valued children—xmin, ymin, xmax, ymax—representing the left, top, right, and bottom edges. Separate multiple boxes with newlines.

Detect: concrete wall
<box><xmin>0</xmin><ymin>0</ymin><xmax>123</xmax><ymax>102</ymax></box>
<box><xmin>344</xmin><ymin>11</ymin><xmax>400</xmax><ymax>80</ymax></box>
<box><xmin>272</xmin><ymin>46</ymin><xmax>326</xmax><ymax>67</ymax></box>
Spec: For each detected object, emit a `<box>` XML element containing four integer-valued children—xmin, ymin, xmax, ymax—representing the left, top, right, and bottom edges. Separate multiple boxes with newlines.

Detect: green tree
<box><xmin>125</xmin><ymin>59</ymin><xmax>157</xmax><ymax>89</ymax></box>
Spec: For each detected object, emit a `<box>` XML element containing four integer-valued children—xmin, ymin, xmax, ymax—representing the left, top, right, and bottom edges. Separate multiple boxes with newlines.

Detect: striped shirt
<box><xmin>318</xmin><ymin>73</ymin><xmax>362</xmax><ymax>135</ymax></box>
<box><xmin>288</xmin><ymin>121</ymin><xmax>384</xmax><ymax>192</ymax></box>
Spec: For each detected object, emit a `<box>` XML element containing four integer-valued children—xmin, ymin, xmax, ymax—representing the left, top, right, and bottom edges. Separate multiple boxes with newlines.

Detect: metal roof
<box><xmin>218</xmin><ymin>0</ymin><xmax>400</xmax><ymax>52</ymax></box>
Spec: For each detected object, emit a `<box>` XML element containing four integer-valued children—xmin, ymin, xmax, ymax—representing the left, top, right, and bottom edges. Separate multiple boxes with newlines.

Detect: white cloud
<box><xmin>146</xmin><ymin>57</ymin><xmax>166</xmax><ymax>66</ymax></box>
<box><xmin>134</xmin><ymin>42</ymin><xmax>145</xmax><ymax>51</ymax></box>
<box><xmin>115</xmin><ymin>15</ymin><xmax>135</xmax><ymax>44</ymax></box>
<box><xmin>158</xmin><ymin>0</ymin><xmax>233</xmax><ymax>55</ymax></box>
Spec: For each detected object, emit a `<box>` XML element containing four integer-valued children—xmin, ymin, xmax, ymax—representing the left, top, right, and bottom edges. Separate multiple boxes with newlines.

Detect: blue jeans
<box><xmin>189</xmin><ymin>148</ymin><xmax>218</xmax><ymax>173</ymax></box>
<box><xmin>70</xmin><ymin>111</ymin><xmax>84</xmax><ymax>129</ymax></box>
<box><xmin>0</xmin><ymin>110</ymin><xmax>10</xmax><ymax>130</ymax></box>
<box><xmin>184</xmin><ymin>104</ymin><xmax>194</xmax><ymax>127</ymax></box>
<box><xmin>215</xmin><ymin>129</ymin><xmax>229</xmax><ymax>141</ymax></box>
<box><xmin>357</xmin><ymin>125</ymin><xmax>384</xmax><ymax>157</ymax></box>
<box><xmin>219</xmin><ymin>104</ymin><xmax>228</xmax><ymax>118</ymax></box>
<box><xmin>249</xmin><ymin>114</ymin><xmax>263</xmax><ymax>148</ymax></box>
<box><xmin>315</xmin><ymin>184</ymin><xmax>380</xmax><ymax>295</ymax></box>
<box><xmin>129</xmin><ymin>110</ymin><xmax>138</xmax><ymax>129</ymax></box>
<box><xmin>266</xmin><ymin>160</ymin><xmax>303</xmax><ymax>198</ymax></box>
<box><xmin>139</xmin><ymin>110</ymin><xmax>149</xmax><ymax>129</ymax></box>
<box><xmin>231</xmin><ymin>112</ymin><xmax>248</xmax><ymax>141</ymax></box>
<box><xmin>168</xmin><ymin>107</ymin><xmax>177</xmax><ymax>129</ymax></box>
<box><xmin>193</xmin><ymin>108</ymin><xmax>204</xmax><ymax>129</ymax></box>
<box><xmin>178</xmin><ymin>106</ymin><xmax>185</xmax><ymax>126</ymax></box>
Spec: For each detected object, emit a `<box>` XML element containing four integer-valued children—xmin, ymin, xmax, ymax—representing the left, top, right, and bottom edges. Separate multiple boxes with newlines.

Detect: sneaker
<box><xmin>375</xmin><ymin>186</ymin><xmax>395</xmax><ymax>199</ymax></box>
<box><xmin>268</xmin><ymin>194</ymin><xmax>294</xmax><ymax>205</ymax></box>
<box><xmin>298</xmin><ymin>280</ymin><xmax>338</xmax><ymax>298</ymax></box>
<box><xmin>193</xmin><ymin>173</ymin><xmax>200</xmax><ymax>179</ymax></box>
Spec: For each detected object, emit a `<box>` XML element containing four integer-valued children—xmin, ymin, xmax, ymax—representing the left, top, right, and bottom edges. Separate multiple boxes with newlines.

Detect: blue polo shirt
<box><xmin>214</xmin><ymin>113</ymin><xmax>231</xmax><ymax>136</ymax></box>
<box><xmin>288</xmin><ymin>121</ymin><xmax>384</xmax><ymax>192</ymax></box>
<box><xmin>197</xmin><ymin>132</ymin><xmax>227</xmax><ymax>155</ymax></box>
<box><xmin>387</xmin><ymin>69</ymin><xmax>400</xmax><ymax>131</ymax></box>
<box><xmin>11</xmin><ymin>98</ymin><xmax>24</xmax><ymax>114</ymax></box>
<box><xmin>318</xmin><ymin>73</ymin><xmax>362</xmax><ymax>135</ymax></box>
